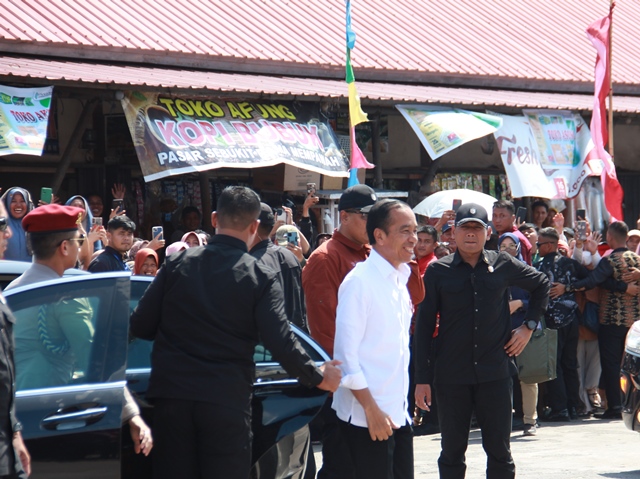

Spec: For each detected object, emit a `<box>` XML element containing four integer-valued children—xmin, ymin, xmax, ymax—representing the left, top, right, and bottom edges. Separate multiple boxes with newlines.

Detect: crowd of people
<box><xmin>0</xmin><ymin>181</ymin><xmax>638</xmax><ymax>479</ymax></box>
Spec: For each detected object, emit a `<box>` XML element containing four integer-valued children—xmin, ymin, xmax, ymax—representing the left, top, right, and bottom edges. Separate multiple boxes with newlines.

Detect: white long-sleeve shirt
<box><xmin>332</xmin><ymin>248</ymin><xmax>413</xmax><ymax>428</ymax></box>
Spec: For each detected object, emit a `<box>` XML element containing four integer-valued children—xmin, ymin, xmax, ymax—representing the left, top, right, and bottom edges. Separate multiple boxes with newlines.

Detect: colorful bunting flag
<box><xmin>345</xmin><ymin>0</ymin><xmax>374</xmax><ymax>187</ymax></box>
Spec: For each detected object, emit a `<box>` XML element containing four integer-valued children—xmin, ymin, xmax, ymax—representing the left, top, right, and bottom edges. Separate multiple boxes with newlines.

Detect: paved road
<box><xmin>314</xmin><ymin>417</ymin><xmax>640</xmax><ymax>478</ymax></box>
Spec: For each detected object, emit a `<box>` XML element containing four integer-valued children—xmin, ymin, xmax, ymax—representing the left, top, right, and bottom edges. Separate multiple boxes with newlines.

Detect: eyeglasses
<box><xmin>345</xmin><ymin>209</ymin><xmax>368</xmax><ymax>219</ymax></box>
<box><xmin>63</xmin><ymin>234</ymin><xmax>86</xmax><ymax>246</ymax></box>
<box><xmin>499</xmin><ymin>244</ymin><xmax>517</xmax><ymax>251</ymax></box>
<box><xmin>536</xmin><ymin>241</ymin><xmax>554</xmax><ymax>248</ymax></box>
<box><xmin>0</xmin><ymin>217</ymin><xmax>7</xmax><ymax>232</ymax></box>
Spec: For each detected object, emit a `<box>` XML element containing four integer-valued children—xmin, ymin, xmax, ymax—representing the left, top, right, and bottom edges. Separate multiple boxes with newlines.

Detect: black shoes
<box><xmin>541</xmin><ymin>408</ymin><xmax>571</xmax><ymax>422</ymax></box>
<box><xmin>594</xmin><ymin>408</ymin><xmax>622</xmax><ymax>420</ymax></box>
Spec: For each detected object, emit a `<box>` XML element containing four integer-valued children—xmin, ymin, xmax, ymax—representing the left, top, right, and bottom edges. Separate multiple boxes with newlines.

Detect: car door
<box><xmin>5</xmin><ymin>273</ymin><xmax>131</xmax><ymax>479</ymax></box>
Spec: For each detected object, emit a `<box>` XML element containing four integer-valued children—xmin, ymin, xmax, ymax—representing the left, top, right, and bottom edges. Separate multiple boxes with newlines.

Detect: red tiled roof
<box><xmin>0</xmin><ymin>1</ymin><xmax>639</xmax><ymax>89</ymax></box>
<box><xmin>3</xmin><ymin>55</ymin><xmax>640</xmax><ymax>113</ymax></box>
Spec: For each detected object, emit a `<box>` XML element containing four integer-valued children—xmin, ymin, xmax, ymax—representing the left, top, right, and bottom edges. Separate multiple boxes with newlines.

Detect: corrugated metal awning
<box><xmin>2</xmin><ymin>56</ymin><xmax>640</xmax><ymax>113</ymax></box>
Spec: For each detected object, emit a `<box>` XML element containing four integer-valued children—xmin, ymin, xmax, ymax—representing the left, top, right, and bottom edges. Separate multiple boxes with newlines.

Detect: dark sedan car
<box><xmin>3</xmin><ymin>272</ymin><xmax>328</xmax><ymax>478</ymax></box>
<box><xmin>621</xmin><ymin>320</ymin><xmax>640</xmax><ymax>433</ymax></box>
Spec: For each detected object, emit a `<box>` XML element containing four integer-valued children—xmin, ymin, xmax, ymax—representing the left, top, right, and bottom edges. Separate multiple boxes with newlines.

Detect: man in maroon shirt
<box><xmin>415</xmin><ymin>225</ymin><xmax>438</xmax><ymax>277</ymax></box>
<box><xmin>492</xmin><ymin>200</ymin><xmax>533</xmax><ymax>265</ymax></box>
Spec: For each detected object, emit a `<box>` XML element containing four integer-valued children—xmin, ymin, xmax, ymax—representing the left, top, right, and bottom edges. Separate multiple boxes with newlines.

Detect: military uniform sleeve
<box><xmin>56</xmin><ymin>297</ymin><xmax>95</xmax><ymax>375</ymax></box>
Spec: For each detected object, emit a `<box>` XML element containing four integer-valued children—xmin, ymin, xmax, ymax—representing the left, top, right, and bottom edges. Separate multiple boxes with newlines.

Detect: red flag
<box><xmin>586</xmin><ymin>4</ymin><xmax>623</xmax><ymax>222</ymax></box>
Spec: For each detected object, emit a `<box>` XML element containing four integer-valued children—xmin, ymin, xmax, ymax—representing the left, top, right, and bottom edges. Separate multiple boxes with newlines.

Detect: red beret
<box><xmin>22</xmin><ymin>204</ymin><xmax>85</xmax><ymax>234</ymax></box>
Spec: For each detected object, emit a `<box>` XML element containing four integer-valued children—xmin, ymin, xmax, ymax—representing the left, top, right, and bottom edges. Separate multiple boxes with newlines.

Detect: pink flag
<box><xmin>350</xmin><ymin>125</ymin><xmax>374</xmax><ymax>170</ymax></box>
<box><xmin>586</xmin><ymin>4</ymin><xmax>623</xmax><ymax>222</ymax></box>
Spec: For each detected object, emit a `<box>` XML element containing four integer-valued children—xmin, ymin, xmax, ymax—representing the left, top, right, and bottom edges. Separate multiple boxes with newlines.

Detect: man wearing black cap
<box><xmin>250</xmin><ymin>203</ymin><xmax>307</xmax><ymax>330</ymax></box>
<box><xmin>414</xmin><ymin>203</ymin><xmax>549</xmax><ymax>479</ymax></box>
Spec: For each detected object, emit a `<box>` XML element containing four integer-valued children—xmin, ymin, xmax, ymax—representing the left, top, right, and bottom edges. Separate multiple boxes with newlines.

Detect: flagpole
<box><xmin>607</xmin><ymin>0</ymin><xmax>614</xmax><ymax>158</ymax></box>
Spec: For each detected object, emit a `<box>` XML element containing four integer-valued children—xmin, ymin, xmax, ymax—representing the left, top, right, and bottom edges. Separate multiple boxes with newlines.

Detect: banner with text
<box><xmin>0</xmin><ymin>85</ymin><xmax>53</xmax><ymax>156</ymax></box>
<box><xmin>121</xmin><ymin>92</ymin><xmax>350</xmax><ymax>182</ymax></box>
<box><xmin>396</xmin><ymin>105</ymin><xmax>503</xmax><ymax>160</ymax></box>
<box><xmin>491</xmin><ymin>111</ymin><xmax>602</xmax><ymax>199</ymax></box>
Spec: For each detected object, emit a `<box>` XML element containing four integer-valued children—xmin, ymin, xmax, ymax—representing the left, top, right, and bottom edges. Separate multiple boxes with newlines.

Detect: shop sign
<box><xmin>121</xmin><ymin>92</ymin><xmax>349</xmax><ymax>182</ymax></box>
<box><xmin>491</xmin><ymin>111</ymin><xmax>599</xmax><ymax>199</ymax></box>
<box><xmin>396</xmin><ymin>105</ymin><xmax>503</xmax><ymax>160</ymax></box>
<box><xmin>0</xmin><ymin>85</ymin><xmax>53</xmax><ymax>156</ymax></box>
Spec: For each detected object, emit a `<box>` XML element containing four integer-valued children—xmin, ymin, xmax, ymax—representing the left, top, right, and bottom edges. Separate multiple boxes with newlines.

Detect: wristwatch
<box><xmin>523</xmin><ymin>319</ymin><xmax>538</xmax><ymax>331</ymax></box>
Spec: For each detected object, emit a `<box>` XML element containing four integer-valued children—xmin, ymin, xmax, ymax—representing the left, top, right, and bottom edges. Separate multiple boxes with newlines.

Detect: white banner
<box><xmin>491</xmin><ymin>111</ymin><xmax>601</xmax><ymax>199</ymax></box>
<box><xmin>0</xmin><ymin>85</ymin><xmax>53</xmax><ymax>156</ymax></box>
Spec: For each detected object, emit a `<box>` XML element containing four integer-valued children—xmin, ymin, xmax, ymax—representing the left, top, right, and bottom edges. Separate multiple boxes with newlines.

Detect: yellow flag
<box><xmin>348</xmin><ymin>82</ymin><xmax>368</xmax><ymax>127</ymax></box>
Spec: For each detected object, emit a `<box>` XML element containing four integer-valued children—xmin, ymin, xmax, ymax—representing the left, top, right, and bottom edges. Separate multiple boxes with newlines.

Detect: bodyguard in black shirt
<box><xmin>414</xmin><ymin>203</ymin><xmax>549</xmax><ymax>479</ymax></box>
<box><xmin>130</xmin><ymin>186</ymin><xmax>341</xmax><ymax>479</ymax></box>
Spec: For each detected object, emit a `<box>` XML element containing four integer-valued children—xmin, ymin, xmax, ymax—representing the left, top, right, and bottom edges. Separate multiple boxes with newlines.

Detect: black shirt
<box><xmin>88</xmin><ymin>246</ymin><xmax>129</xmax><ymax>272</ymax></box>
<box><xmin>250</xmin><ymin>239</ymin><xmax>307</xmax><ymax>330</ymax></box>
<box><xmin>130</xmin><ymin>234</ymin><xmax>322</xmax><ymax>411</ymax></box>
<box><xmin>414</xmin><ymin>250</ymin><xmax>549</xmax><ymax>385</ymax></box>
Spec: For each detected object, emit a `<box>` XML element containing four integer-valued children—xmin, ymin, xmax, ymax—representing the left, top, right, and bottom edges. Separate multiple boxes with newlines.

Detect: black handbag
<box><xmin>516</xmin><ymin>319</ymin><xmax>558</xmax><ymax>384</ymax></box>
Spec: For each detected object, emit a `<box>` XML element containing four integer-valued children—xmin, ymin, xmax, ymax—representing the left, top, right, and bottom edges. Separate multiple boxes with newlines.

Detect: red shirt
<box><xmin>417</xmin><ymin>252</ymin><xmax>437</xmax><ymax>277</ymax></box>
<box><xmin>302</xmin><ymin>229</ymin><xmax>425</xmax><ymax>357</ymax></box>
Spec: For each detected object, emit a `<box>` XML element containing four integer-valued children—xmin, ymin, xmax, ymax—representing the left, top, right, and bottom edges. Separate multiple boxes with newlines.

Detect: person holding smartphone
<box><xmin>492</xmin><ymin>200</ymin><xmax>533</xmax><ymax>265</ymax></box>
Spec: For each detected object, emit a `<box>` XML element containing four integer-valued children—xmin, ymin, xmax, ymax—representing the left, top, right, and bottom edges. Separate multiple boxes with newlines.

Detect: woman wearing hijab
<box><xmin>0</xmin><ymin>187</ymin><xmax>34</xmax><ymax>261</ymax></box>
<box><xmin>134</xmin><ymin>248</ymin><xmax>159</xmax><ymax>276</ymax></box>
<box><xmin>181</xmin><ymin>231</ymin><xmax>204</xmax><ymax>248</ymax></box>
<box><xmin>165</xmin><ymin>241</ymin><xmax>188</xmax><ymax>257</ymax></box>
<box><xmin>498</xmin><ymin>232</ymin><xmax>539</xmax><ymax>437</ymax></box>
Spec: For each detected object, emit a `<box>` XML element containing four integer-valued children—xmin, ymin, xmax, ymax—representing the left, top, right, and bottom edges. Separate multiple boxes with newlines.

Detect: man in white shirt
<box><xmin>333</xmin><ymin>199</ymin><xmax>417</xmax><ymax>479</ymax></box>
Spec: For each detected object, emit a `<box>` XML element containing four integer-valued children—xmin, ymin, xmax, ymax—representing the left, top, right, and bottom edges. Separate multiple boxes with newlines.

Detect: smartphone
<box><xmin>452</xmin><ymin>199</ymin><xmax>462</xmax><ymax>212</ymax></box>
<box><xmin>40</xmin><ymin>187</ymin><xmax>53</xmax><ymax>204</ymax></box>
<box><xmin>307</xmin><ymin>182</ymin><xmax>317</xmax><ymax>196</ymax></box>
<box><xmin>576</xmin><ymin>220</ymin><xmax>587</xmax><ymax>241</ymax></box>
<box><xmin>516</xmin><ymin>206</ymin><xmax>527</xmax><ymax>224</ymax></box>
<box><xmin>152</xmin><ymin>226</ymin><xmax>164</xmax><ymax>241</ymax></box>
<box><xmin>91</xmin><ymin>217</ymin><xmax>103</xmax><ymax>226</ymax></box>
<box><xmin>576</xmin><ymin>208</ymin><xmax>586</xmax><ymax>221</ymax></box>
<box><xmin>112</xmin><ymin>198</ymin><xmax>124</xmax><ymax>213</ymax></box>
<box><xmin>286</xmin><ymin>230</ymin><xmax>299</xmax><ymax>246</ymax></box>
<box><xmin>276</xmin><ymin>208</ymin><xmax>287</xmax><ymax>222</ymax></box>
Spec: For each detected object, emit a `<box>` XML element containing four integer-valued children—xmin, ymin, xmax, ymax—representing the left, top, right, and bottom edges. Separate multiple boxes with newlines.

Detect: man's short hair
<box><xmin>28</xmin><ymin>231</ymin><xmax>73</xmax><ymax>260</ymax></box>
<box><xmin>417</xmin><ymin>225</ymin><xmax>437</xmax><ymax>242</ymax></box>
<box><xmin>181</xmin><ymin>206</ymin><xmax>201</xmax><ymax>220</ymax></box>
<box><xmin>216</xmin><ymin>186</ymin><xmax>261</xmax><ymax>231</ymax></box>
<box><xmin>107</xmin><ymin>215</ymin><xmax>136</xmax><ymax>233</ymax></box>
<box><xmin>531</xmin><ymin>200</ymin><xmax>549</xmax><ymax>212</ymax></box>
<box><xmin>609</xmin><ymin>221</ymin><xmax>629</xmax><ymax>243</ymax></box>
<box><xmin>366</xmin><ymin>199</ymin><xmax>409</xmax><ymax>245</ymax></box>
<box><xmin>538</xmin><ymin>227</ymin><xmax>559</xmax><ymax>241</ymax></box>
<box><xmin>493</xmin><ymin>200</ymin><xmax>515</xmax><ymax>214</ymax></box>
<box><xmin>519</xmin><ymin>222</ymin><xmax>538</xmax><ymax>233</ymax></box>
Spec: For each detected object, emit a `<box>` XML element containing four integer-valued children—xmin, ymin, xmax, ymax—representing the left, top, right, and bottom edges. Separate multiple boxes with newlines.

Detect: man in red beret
<box><xmin>5</xmin><ymin>204</ymin><xmax>153</xmax><ymax>457</ymax></box>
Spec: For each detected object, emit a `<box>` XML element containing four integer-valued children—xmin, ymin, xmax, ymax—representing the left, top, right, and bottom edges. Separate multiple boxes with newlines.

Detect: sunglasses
<box><xmin>536</xmin><ymin>241</ymin><xmax>555</xmax><ymax>248</ymax></box>
<box><xmin>60</xmin><ymin>233</ymin><xmax>86</xmax><ymax>246</ymax></box>
<box><xmin>0</xmin><ymin>217</ymin><xmax>7</xmax><ymax>232</ymax></box>
<box><xmin>345</xmin><ymin>209</ymin><xmax>368</xmax><ymax>219</ymax></box>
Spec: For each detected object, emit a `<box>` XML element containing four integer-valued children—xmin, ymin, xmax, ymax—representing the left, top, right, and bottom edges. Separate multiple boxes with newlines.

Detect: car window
<box><xmin>7</xmin><ymin>275</ymin><xmax>131</xmax><ymax>391</ymax></box>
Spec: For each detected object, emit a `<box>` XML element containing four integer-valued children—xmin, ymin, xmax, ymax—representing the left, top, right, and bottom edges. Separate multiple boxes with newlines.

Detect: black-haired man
<box><xmin>131</xmin><ymin>186</ymin><xmax>341</xmax><ymax>479</ymax></box>
<box><xmin>88</xmin><ymin>215</ymin><xmax>135</xmax><ymax>272</ymax></box>
<box><xmin>333</xmin><ymin>199</ymin><xmax>417</xmax><ymax>478</ymax></box>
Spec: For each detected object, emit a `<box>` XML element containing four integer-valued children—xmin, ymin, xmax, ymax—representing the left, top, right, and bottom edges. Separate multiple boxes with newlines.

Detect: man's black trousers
<box><xmin>598</xmin><ymin>323</ymin><xmax>630</xmax><ymax>411</ymax></box>
<box><xmin>152</xmin><ymin>398</ymin><xmax>251</xmax><ymax>479</ymax></box>
<box><xmin>545</xmin><ymin>319</ymin><xmax>581</xmax><ymax>413</ymax></box>
<box><xmin>339</xmin><ymin>420</ymin><xmax>414</xmax><ymax>479</ymax></box>
<box><xmin>436</xmin><ymin>377</ymin><xmax>515</xmax><ymax>479</ymax></box>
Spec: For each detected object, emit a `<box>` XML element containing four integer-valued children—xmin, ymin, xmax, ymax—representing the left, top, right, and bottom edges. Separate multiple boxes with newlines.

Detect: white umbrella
<box><xmin>413</xmin><ymin>189</ymin><xmax>498</xmax><ymax>221</ymax></box>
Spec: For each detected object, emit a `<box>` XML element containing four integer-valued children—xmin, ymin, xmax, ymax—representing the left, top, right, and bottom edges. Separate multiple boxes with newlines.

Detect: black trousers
<box><xmin>152</xmin><ymin>398</ymin><xmax>251</xmax><ymax>479</ymax></box>
<box><xmin>545</xmin><ymin>319</ymin><xmax>581</xmax><ymax>412</ymax></box>
<box><xmin>436</xmin><ymin>378</ymin><xmax>515</xmax><ymax>479</ymax></box>
<box><xmin>598</xmin><ymin>323</ymin><xmax>630</xmax><ymax>411</ymax></box>
<box><xmin>315</xmin><ymin>398</ymin><xmax>355</xmax><ymax>479</ymax></box>
<box><xmin>339</xmin><ymin>420</ymin><xmax>414</xmax><ymax>479</ymax></box>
